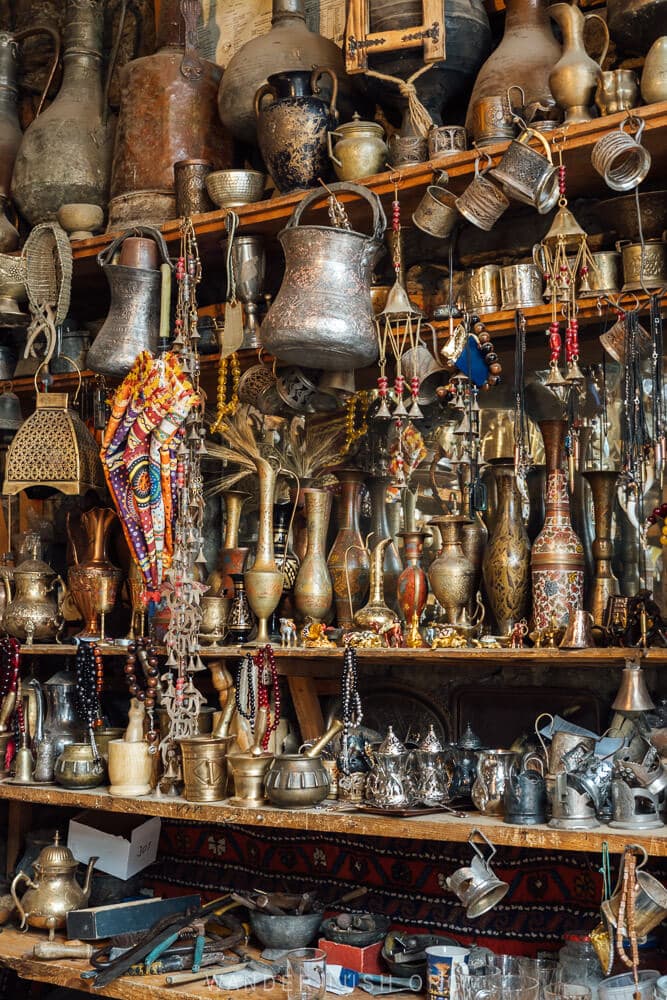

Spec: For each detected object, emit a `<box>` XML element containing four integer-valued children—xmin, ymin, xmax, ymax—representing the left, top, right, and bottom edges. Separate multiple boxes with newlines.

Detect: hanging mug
<box><xmin>470</xmin><ymin>86</ymin><xmax>525</xmax><ymax>147</ymax></box>
<box><xmin>591</xmin><ymin>117</ymin><xmax>651</xmax><ymax>192</ymax></box>
<box><xmin>602</xmin><ymin>846</ymin><xmax>667</xmax><ymax>939</ymax></box>
<box><xmin>455</xmin><ymin>155</ymin><xmax>509</xmax><ymax>232</ymax></box>
<box><xmin>490</xmin><ymin>127</ymin><xmax>559</xmax><ymax>214</ymax></box>
<box><xmin>412</xmin><ymin>172</ymin><xmax>459</xmax><ymax>239</ymax></box>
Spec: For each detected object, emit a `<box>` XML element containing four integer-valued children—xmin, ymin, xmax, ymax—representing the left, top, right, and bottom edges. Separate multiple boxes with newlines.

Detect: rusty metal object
<box><xmin>109</xmin><ymin>0</ymin><xmax>234</xmax><ymax>229</ymax></box>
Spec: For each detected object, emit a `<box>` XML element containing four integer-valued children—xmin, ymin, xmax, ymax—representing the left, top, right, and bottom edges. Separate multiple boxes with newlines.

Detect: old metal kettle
<box><xmin>2</xmin><ymin>535</ymin><xmax>66</xmax><ymax>643</ymax></box>
<box><xmin>87</xmin><ymin>226</ymin><xmax>172</xmax><ymax>378</ymax></box>
<box><xmin>364</xmin><ymin>726</ymin><xmax>416</xmax><ymax>809</ymax></box>
<box><xmin>11</xmin><ymin>832</ymin><xmax>97</xmax><ymax>939</ymax></box>
<box><xmin>11</xmin><ymin>0</ymin><xmax>131</xmax><ymax>226</ymax></box>
<box><xmin>264</xmin><ymin>718</ymin><xmax>344</xmax><ymax>807</ymax></box>
<box><xmin>261</xmin><ymin>182</ymin><xmax>385</xmax><ymax>371</ymax></box>
<box><xmin>0</xmin><ymin>27</ymin><xmax>59</xmax><ymax>248</ymax></box>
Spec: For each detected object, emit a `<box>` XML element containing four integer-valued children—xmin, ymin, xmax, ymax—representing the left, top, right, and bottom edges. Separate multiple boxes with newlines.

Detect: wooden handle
<box><xmin>166</xmin><ymin>962</ymin><xmax>247</xmax><ymax>986</ymax></box>
<box><xmin>33</xmin><ymin>941</ymin><xmax>94</xmax><ymax>960</ymax></box>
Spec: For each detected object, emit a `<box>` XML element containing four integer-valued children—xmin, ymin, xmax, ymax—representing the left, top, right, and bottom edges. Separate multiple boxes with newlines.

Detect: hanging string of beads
<box><xmin>124</xmin><ymin>637</ymin><xmax>160</xmax><ymax>753</ymax></box>
<box><xmin>339</xmin><ymin>643</ymin><xmax>363</xmax><ymax>776</ymax></box>
<box><xmin>74</xmin><ymin>639</ymin><xmax>104</xmax><ymax>753</ymax></box>
<box><xmin>235</xmin><ymin>653</ymin><xmax>257</xmax><ymax>728</ymax></box>
<box><xmin>254</xmin><ymin>644</ymin><xmax>281</xmax><ymax>750</ymax></box>
<box><xmin>0</xmin><ymin>637</ymin><xmax>20</xmax><ymax>718</ymax></box>
<box><xmin>210</xmin><ymin>352</ymin><xmax>240</xmax><ymax>434</ymax></box>
<box><xmin>343</xmin><ymin>391</ymin><xmax>371</xmax><ymax>454</ymax></box>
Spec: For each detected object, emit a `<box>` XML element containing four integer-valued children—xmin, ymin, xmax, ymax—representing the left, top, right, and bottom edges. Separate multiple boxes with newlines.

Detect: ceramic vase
<box><xmin>526</xmin><ymin>466</ymin><xmax>546</xmax><ymax>543</ymax></box>
<box><xmin>294</xmin><ymin>489</ymin><xmax>333</xmax><ymax>623</ymax></box>
<box><xmin>271</xmin><ymin>500</ymin><xmax>300</xmax><ymax>638</ymax></box>
<box><xmin>207</xmin><ymin>491</ymin><xmax>249</xmax><ymax>598</ymax></box>
<box><xmin>396</xmin><ymin>531</ymin><xmax>430</xmax><ymax>624</ymax></box>
<box><xmin>327</xmin><ymin>470</ymin><xmax>370</xmax><ymax>629</ymax></box>
<box><xmin>67</xmin><ymin>508</ymin><xmax>122</xmax><ymax>640</ymax></box>
<box><xmin>368</xmin><ymin>475</ymin><xmax>402</xmax><ymax>611</ymax></box>
<box><xmin>482</xmin><ymin>468</ymin><xmax>531</xmax><ymax>634</ymax></box>
<box><xmin>531</xmin><ymin>420</ymin><xmax>585</xmax><ymax>630</ymax></box>
<box><xmin>583</xmin><ymin>470</ymin><xmax>620</xmax><ymax>626</ymax></box>
<box><xmin>354</xmin><ymin>538</ymin><xmax>397</xmax><ymax>633</ymax></box>
<box><xmin>428</xmin><ymin>517</ymin><xmax>476</xmax><ymax>626</ymax></box>
<box><xmin>244</xmin><ymin>460</ymin><xmax>284</xmax><ymax>645</ymax></box>
<box><xmin>466</xmin><ymin>0</ymin><xmax>562</xmax><ymax>131</ymax></box>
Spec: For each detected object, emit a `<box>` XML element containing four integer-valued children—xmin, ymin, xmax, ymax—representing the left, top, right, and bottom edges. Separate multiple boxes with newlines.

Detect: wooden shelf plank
<box><xmin>0</xmin><ymin>781</ymin><xmax>665</xmax><ymax>855</ymax></box>
<box><xmin>0</xmin><ymin>927</ymin><xmax>345</xmax><ymax>1000</ymax></box>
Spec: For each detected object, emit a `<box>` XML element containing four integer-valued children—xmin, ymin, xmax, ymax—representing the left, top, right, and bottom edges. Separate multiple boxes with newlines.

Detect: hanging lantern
<box><xmin>3</xmin><ymin>370</ymin><xmax>105</xmax><ymax>497</ymax></box>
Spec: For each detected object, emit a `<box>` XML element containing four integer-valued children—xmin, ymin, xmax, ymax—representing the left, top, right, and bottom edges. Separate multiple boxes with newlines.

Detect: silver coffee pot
<box><xmin>365</xmin><ymin>727</ymin><xmax>415</xmax><ymax>809</ymax></box>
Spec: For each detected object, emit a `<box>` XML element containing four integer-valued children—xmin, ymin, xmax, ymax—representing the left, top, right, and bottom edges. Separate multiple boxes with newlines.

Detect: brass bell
<box><xmin>566</xmin><ymin>358</ymin><xmax>586</xmax><ymax>383</ymax></box>
<box><xmin>611</xmin><ymin>660</ymin><xmax>655</xmax><ymax>713</ymax></box>
<box><xmin>542</xmin><ymin>203</ymin><xmax>588</xmax><ymax>253</ymax></box>
<box><xmin>0</xmin><ymin>382</ymin><xmax>23</xmax><ymax>440</ymax></box>
<box><xmin>545</xmin><ymin>362</ymin><xmax>568</xmax><ymax>387</ymax></box>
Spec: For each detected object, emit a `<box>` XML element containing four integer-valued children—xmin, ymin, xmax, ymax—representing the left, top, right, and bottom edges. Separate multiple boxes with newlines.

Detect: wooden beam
<box><xmin>287</xmin><ymin>675</ymin><xmax>325</xmax><ymax>741</ymax></box>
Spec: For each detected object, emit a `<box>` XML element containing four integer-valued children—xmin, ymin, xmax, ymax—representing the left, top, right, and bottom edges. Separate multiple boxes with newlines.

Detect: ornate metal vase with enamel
<box><xmin>365</xmin><ymin>727</ymin><xmax>415</xmax><ymax>810</ymax></box>
<box><xmin>261</xmin><ymin>183</ymin><xmax>385</xmax><ymax>371</ymax></box>
<box><xmin>255</xmin><ymin>68</ymin><xmax>338</xmax><ymax>194</ymax></box>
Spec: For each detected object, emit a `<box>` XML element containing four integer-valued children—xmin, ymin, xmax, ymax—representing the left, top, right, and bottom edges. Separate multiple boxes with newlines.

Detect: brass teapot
<box><xmin>11</xmin><ymin>832</ymin><xmax>96</xmax><ymax>938</ymax></box>
<box><xmin>2</xmin><ymin>536</ymin><xmax>66</xmax><ymax>643</ymax></box>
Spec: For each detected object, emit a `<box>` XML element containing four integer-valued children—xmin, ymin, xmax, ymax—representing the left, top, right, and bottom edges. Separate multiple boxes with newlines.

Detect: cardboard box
<box><xmin>318</xmin><ymin>938</ymin><xmax>384</xmax><ymax>974</ymax></box>
<box><xmin>67</xmin><ymin>811</ymin><xmax>161</xmax><ymax>880</ymax></box>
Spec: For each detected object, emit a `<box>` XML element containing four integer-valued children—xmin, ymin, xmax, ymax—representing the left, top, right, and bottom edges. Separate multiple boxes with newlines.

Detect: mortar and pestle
<box><xmin>107</xmin><ymin>699</ymin><xmax>153</xmax><ymax>797</ymax></box>
<box><xmin>227</xmin><ymin>702</ymin><xmax>274</xmax><ymax>806</ymax></box>
<box><xmin>264</xmin><ymin>718</ymin><xmax>344</xmax><ymax>808</ymax></box>
<box><xmin>240</xmin><ymin>886</ymin><xmax>367</xmax><ymax>950</ymax></box>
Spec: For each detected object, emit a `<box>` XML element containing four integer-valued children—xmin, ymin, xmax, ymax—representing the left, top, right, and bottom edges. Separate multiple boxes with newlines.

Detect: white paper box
<box><xmin>67</xmin><ymin>810</ymin><xmax>161</xmax><ymax>880</ymax></box>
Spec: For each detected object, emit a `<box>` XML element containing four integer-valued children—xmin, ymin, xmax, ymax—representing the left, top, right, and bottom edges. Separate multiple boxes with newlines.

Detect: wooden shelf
<box><xmin>16</xmin><ymin>644</ymin><xmax>667</xmax><ymax>670</ymax></box>
<box><xmin>0</xmin><ymin>927</ymin><xmax>339</xmax><ymax>1000</ymax></box>
<box><xmin>1</xmin><ymin>781</ymin><xmax>666</xmax><ymax>855</ymax></box>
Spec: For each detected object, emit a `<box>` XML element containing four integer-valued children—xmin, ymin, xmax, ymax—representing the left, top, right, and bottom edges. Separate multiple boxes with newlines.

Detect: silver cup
<box><xmin>229</xmin><ymin>235</ymin><xmax>266</xmax><ymax>350</ymax></box>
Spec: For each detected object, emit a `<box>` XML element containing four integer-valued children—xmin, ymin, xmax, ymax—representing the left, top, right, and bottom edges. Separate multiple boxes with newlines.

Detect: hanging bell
<box><xmin>374</xmin><ymin>397</ymin><xmax>392</xmax><ymax>421</ymax></box>
<box><xmin>87</xmin><ymin>227</ymin><xmax>173</xmax><ymax>379</ymax></box>
<box><xmin>566</xmin><ymin>358</ymin><xmax>586</xmax><ymax>383</ymax></box>
<box><xmin>393</xmin><ymin>395</ymin><xmax>408</xmax><ymax>418</ymax></box>
<box><xmin>545</xmin><ymin>362</ymin><xmax>568</xmax><ymax>387</ymax></box>
<box><xmin>455</xmin><ymin>411</ymin><xmax>472</xmax><ymax>435</ymax></box>
<box><xmin>408</xmin><ymin>399</ymin><xmax>423</xmax><ymax>420</ymax></box>
<box><xmin>611</xmin><ymin>660</ymin><xmax>655</xmax><ymax>713</ymax></box>
<box><xmin>542</xmin><ymin>203</ymin><xmax>588</xmax><ymax>253</ymax></box>
<box><xmin>0</xmin><ymin>382</ymin><xmax>23</xmax><ymax>441</ymax></box>
<box><xmin>3</xmin><ymin>369</ymin><xmax>105</xmax><ymax>497</ymax></box>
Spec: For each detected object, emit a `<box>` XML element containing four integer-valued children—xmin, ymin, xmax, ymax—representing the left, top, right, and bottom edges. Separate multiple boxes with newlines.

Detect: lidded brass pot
<box><xmin>1</xmin><ymin>536</ymin><xmax>66</xmax><ymax>643</ymax></box>
<box><xmin>328</xmin><ymin>113</ymin><xmax>388</xmax><ymax>181</ymax></box>
<box><xmin>11</xmin><ymin>832</ymin><xmax>97</xmax><ymax>939</ymax></box>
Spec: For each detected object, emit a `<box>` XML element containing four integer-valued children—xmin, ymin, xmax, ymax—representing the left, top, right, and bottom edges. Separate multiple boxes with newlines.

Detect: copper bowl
<box><xmin>206</xmin><ymin>170</ymin><xmax>266</xmax><ymax>209</ymax></box>
<box><xmin>595</xmin><ymin>190</ymin><xmax>667</xmax><ymax>241</ymax></box>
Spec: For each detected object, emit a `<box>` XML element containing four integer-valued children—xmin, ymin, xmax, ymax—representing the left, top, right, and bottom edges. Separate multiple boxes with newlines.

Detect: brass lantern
<box><xmin>3</xmin><ymin>383</ymin><xmax>105</xmax><ymax>496</ymax></box>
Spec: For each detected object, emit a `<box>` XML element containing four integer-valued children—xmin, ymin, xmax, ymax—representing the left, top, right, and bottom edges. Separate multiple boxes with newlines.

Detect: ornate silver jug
<box><xmin>365</xmin><ymin>727</ymin><xmax>415</xmax><ymax>809</ymax></box>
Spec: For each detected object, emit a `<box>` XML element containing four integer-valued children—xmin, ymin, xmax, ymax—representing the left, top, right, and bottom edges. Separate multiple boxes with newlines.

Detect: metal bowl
<box><xmin>249</xmin><ymin>910</ymin><xmax>324</xmax><ymax>950</ymax></box>
<box><xmin>206</xmin><ymin>170</ymin><xmax>266</xmax><ymax>209</ymax></box>
<box><xmin>595</xmin><ymin>190</ymin><xmax>667</xmax><ymax>242</ymax></box>
<box><xmin>320</xmin><ymin>913</ymin><xmax>390</xmax><ymax>947</ymax></box>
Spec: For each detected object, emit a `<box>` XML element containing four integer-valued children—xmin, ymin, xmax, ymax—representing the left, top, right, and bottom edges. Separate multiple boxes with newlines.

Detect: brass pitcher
<box><xmin>261</xmin><ymin>182</ymin><xmax>386</xmax><ymax>371</ymax></box>
<box><xmin>66</xmin><ymin>507</ymin><xmax>123</xmax><ymax>639</ymax></box>
<box><xmin>87</xmin><ymin>226</ymin><xmax>172</xmax><ymax>378</ymax></box>
<box><xmin>11</xmin><ymin>832</ymin><xmax>97</xmax><ymax>939</ymax></box>
<box><xmin>2</xmin><ymin>535</ymin><xmax>65</xmax><ymax>643</ymax></box>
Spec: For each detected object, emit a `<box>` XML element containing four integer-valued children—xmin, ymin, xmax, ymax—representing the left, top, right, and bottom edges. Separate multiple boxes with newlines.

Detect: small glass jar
<box><xmin>559</xmin><ymin>933</ymin><xmax>603</xmax><ymax>999</ymax></box>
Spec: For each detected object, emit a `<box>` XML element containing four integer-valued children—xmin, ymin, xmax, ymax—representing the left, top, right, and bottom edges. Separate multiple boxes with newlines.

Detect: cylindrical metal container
<box><xmin>174</xmin><ymin>159</ymin><xmax>215</xmax><ymax>217</ymax></box>
<box><xmin>465</xmin><ymin>265</ymin><xmax>501</xmax><ymax>315</ymax></box>
<box><xmin>500</xmin><ymin>263</ymin><xmax>544</xmax><ymax>310</ymax></box>
<box><xmin>179</xmin><ymin>736</ymin><xmax>231</xmax><ymax>802</ymax></box>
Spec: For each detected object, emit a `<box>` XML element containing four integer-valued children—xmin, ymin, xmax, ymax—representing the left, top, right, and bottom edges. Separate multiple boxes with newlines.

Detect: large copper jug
<box><xmin>108</xmin><ymin>0</ymin><xmax>235</xmax><ymax>229</ymax></box>
<box><xmin>0</xmin><ymin>27</ymin><xmax>60</xmax><ymax>248</ymax></box>
<box><xmin>11</xmin><ymin>0</ymin><xmax>121</xmax><ymax>226</ymax></box>
<box><xmin>261</xmin><ymin>182</ymin><xmax>385</xmax><ymax>371</ymax></box>
<box><xmin>87</xmin><ymin>226</ymin><xmax>172</xmax><ymax>378</ymax></box>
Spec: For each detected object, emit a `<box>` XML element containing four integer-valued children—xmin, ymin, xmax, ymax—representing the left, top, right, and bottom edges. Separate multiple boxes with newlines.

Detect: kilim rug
<box><xmin>146</xmin><ymin>821</ymin><xmax>667</xmax><ymax>958</ymax></box>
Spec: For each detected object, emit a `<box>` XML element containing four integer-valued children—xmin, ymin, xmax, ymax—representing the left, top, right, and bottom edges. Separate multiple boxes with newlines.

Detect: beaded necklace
<box><xmin>74</xmin><ymin>639</ymin><xmax>104</xmax><ymax>753</ymax></box>
<box><xmin>235</xmin><ymin>653</ymin><xmax>257</xmax><ymax>727</ymax></box>
<box><xmin>254</xmin><ymin>644</ymin><xmax>281</xmax><ymax>750</ymax></box>
<box><xmin>0</xmin><ymin>637</ymin><xmax>20</xmax><ymax>706</ymax></box>
<box><xmin>124</xmin><ymin>638</ymin><xmax>160</xmax><ymax>753</ymax></box>
<box><xmin>339</xmin><ymin>644</ymin><xmax>363</xmax><ymax>775</ymax></box>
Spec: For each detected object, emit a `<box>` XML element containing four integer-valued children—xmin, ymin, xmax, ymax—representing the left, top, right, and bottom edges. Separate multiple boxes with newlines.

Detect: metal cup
<box><xmin>617</xmin><ymin>239</ymin><xmax>667</xmax><ymax>292</ymax></box>
<box><xmin>446</xmin><ymin>831</ymin><xmax>509</xmax><ymax>919</ymax></box>
<box><xmin>465</xmin><ymin>265</ymin><xmax>501</xmax><ymax>315</ymax></box>
<box><xmin>412</xmin><ymin>176</ymin><xmax>459</xmax><ymax>238</ymax></box>
<box><xmin>560</xmin><ymin>610</ymin><xmax>595</xmax><ymax>649</ymax></box>
<box><xmin>428</xmin><ymin>125</ymin><xmax>467</xmax><ymax>159</ymax></box>
<box><xmin>470</xmin><ymin>86</ymin><xmax>524</xmax><ymax>146</ymax></box>
<box><xmin>174</xmin><ymin>158</ymin><xmax>215</xmax><ymax>217</ymax></box>
<box><xmin>591</xmin><ymin>118</ymin><xmax>652</xmax><ymax>192</ymax></box>
<box><xmin>579</xmin><ymin>251</ymin><xmax>621</xmax><ymax>297</ymax></box>
<box><xmin>490</xmin><ymin>128</ymin><xmax>559</xmax><ymax>214</ymax></box>
<box><xmin>238</xmin><ymin>362</ymin><xmax>284</xmax><ymax>414</ymax></box>
<box><xmin>388</xmin><ymin>133</ymin><xmax>428</xmax><ymax>167</ymax></box>
<box><xmin>499</xmin><ymin>263</ymin><xmax>544</xmax><ymax>310</ymax></box>
<box><xmin>455</xmin><ymin>159</ymin><xmax>509</xmax><ymax>232</ymax></box>
<box><xmin>595</xmin><ymin>70</ymin><xmax>640</xmax><ymax>117</ymax></box>
<box><xmin>603</xmin><ymin>847</ymin><xmax>667</xmax><ymax>933</ymax></box>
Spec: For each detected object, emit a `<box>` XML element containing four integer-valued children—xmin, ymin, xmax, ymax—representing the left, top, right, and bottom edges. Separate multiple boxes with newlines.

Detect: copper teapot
<box><xmin>1</xmin><ymin>535</ymin><xmax>66</xmax><ymax>643</ymax></box>
<box><xmin>11</xmin><ymin>832</ymin><xmax>96</xmax><ymax>938</ymax></box>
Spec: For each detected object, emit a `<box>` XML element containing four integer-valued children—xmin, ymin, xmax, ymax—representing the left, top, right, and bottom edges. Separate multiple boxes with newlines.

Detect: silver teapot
<box><xmin>365</xmin><ymin>727</ymin><xmax>415</xmax><ymax>809</ymax></box>
<box><xmin>412</xmin><ymin>725</ymin><xmax>451</xmax><ymax>806</ymax></box>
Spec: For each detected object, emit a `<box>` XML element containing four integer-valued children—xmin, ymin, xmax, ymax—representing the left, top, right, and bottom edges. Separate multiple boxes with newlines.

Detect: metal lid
<box><xmin>378</xmin><ymin>726</ymin><xmax>407</xmax><ymax>756</ymax></box>
<box><xmin>418</xmin><ymin>725</ymin><xmax>443</xmax><ymax>753</ymax></box>
<box><xmin>336</xmin><ymin>112</ymin><xmax>384</xmax><ymax>137</ymax></box>
<box><xmin>36</xmin><ymin>831</ymin><xmax>77</xmax><ymax>871</ymax></box>
<box><xmin>459</xmin><ymin>722</ymin><xmax>482</xmax><ymax>749</ymax></box>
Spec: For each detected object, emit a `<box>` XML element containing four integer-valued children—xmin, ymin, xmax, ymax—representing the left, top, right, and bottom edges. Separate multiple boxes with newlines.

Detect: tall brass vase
<box><xmin>531</xmin><ymin>420</ymin><xmax>585</xmax><ymax>630</ymax></box>
<box><xmin>583</xmin><ymin>470</ymin><xmax>620</xmax><ymax>626</ymax></box>
<box><xmin>67</xmin><ymin>508</ymin><xmax>122</xmax><ymax>639</ymax></box>
<box><xmin>244</xmin><ymin>460</ymin><xmax>283</xmax><ymax>645</ymax></box>
<box><xmin>294</xmin><ymin>489</ymin><xmax>333</xmax><ymax>623</ymax></box>
<box><xmin>428</xmin><ymin>517</ymin><xmax>476</xmax><ymax>626</ymax></box>
<box><xmin>482</xmin><ymin>468</ymin><xmax>531</xmax><ymax>633</ymax></box>
<box><xmin>327</xmin><ymin>470</ymin><xmax>370</xmax><ymax>629</ymax></box>
<box><xmin>207</xmin><ymin>491</ymin><xmax>249</xmax><ymax>598</ymax></box>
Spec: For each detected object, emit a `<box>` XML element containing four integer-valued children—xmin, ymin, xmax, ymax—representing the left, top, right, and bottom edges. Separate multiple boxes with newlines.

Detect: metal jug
<box><xmin>364</xmin><ymin>726</ymin><xmax>416</xmax><ymax>809</ymax></box>
<box><xmin>2</xmin><ymin>536</ymin><xmax>66</xmax><ymax>643</ymax></box>
<box><xmin>472</xmin><ymin>748</ymin><xmax>520</xmax><ymax>816</ymax></box>
<box><xmin>503</xmin><ymin>753</ymin><xmax>547</xmax><ymax>825</ymax></box>
<box><xmin>261</xmin><ymin>182</ymin><xmax>386</xmax><ymax>371</ymax></box>
<box><xmin>87</xmin><ymin>226</ymin><xmax>172</xmax><ymax>378</ymax></box>
<box><xmin>11</xmin><ymin>832</ymin><xmax>97</xmax><ymax>939</ymax></box>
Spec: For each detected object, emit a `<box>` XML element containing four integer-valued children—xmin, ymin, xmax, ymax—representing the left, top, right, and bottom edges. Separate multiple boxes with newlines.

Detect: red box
<box><xmin>317</xmin><ymin>938</ymin><xmax>384</xmax><ymax>975</ymax></box>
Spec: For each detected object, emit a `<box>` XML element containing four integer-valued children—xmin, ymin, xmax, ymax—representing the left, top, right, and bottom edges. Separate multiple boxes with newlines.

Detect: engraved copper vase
<box><xmin>244</xmin><ymin>460</ymin><xmax>283</xmax><ymax>645</ymax></box>
<box><xmin>207</xmin><ymin>491</ymin><xmax>249</xmax><ymax>598</ymax></box>
<box><xmin>396</xmin><ymin>530</ymin><xmax>430</xmax><ymax>625</ymax></box>
<box><xmin>294</xmin><ymin>488</ymin><xmax>333</xmax><ymax>623</ymax></box>
<box><xmin>428</xmin><ymin>517</ymin><xmax>476</xmax><ymax>626</ymax></box>
<box><xmin>482</xmin><ymin>468</ymin><xmax>531</xmax><ymax>634</ymax></box>
<box><xmin>327</xmin><ymin>469</ymin><xmax>370</xmax><ymax>629</ymax></box>
<box><xmin>583</xmin><ymin>470</ymin><xmax>620</xmax><ymax>626</ymax></box>
<box><xmin>531</xmin><ymin>420</ymin><xmax>585</xmax><ymax>630</ymax></box>
<box><xmin>67</xmin><ymin>508</ymin><xmax>122</xmax><ymax>640</ymax></box>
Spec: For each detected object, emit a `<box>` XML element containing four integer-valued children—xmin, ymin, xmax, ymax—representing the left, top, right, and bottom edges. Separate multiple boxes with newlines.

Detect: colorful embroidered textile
<box><xmin>101</xmin><ymin>352</ymin><xmax>198</xmax><ymax>596</ymax></box>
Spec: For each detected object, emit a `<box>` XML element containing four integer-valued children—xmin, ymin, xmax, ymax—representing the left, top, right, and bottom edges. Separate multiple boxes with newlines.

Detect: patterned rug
<box><xmin>146</xmin><ymin>821</ymin><xmax>667</xmax><ymax>957</ymax></box>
